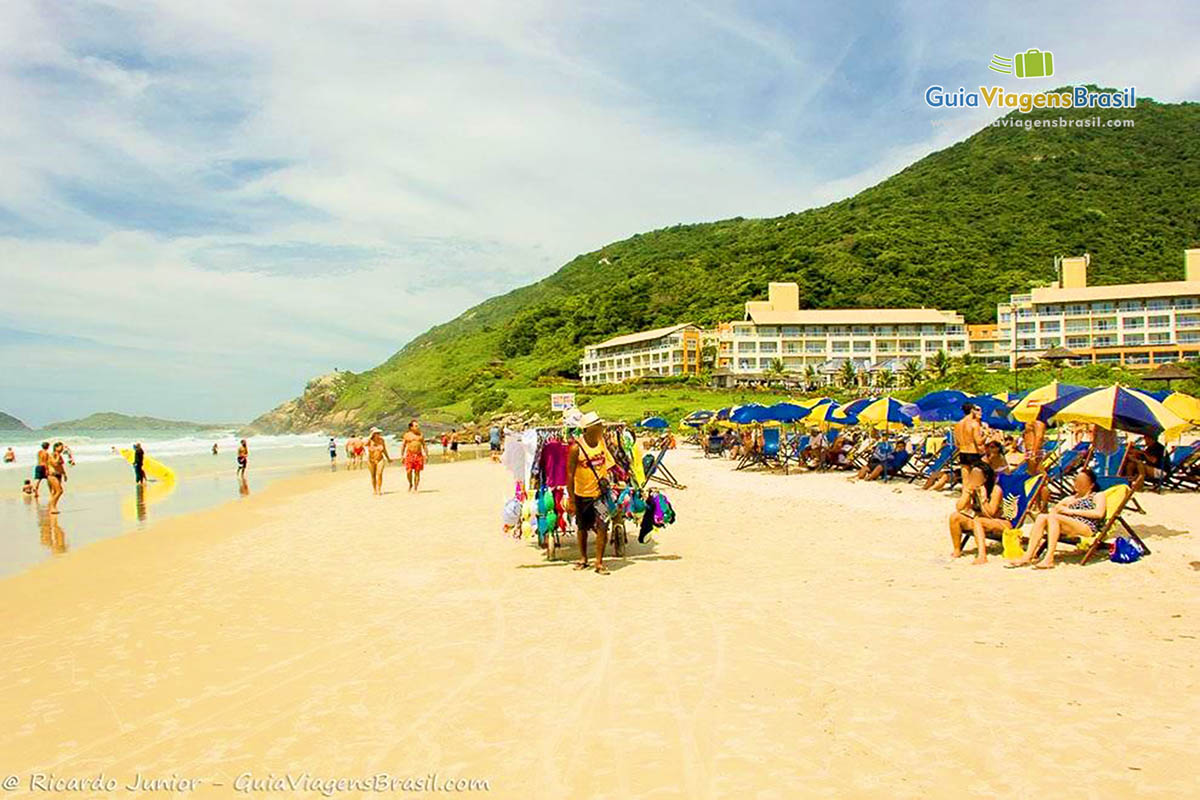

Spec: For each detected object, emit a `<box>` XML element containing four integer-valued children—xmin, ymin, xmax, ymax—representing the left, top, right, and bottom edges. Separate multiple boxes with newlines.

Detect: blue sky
<box><xmin>2</xmin><ymin>0</ymin><xmax>1197</xmax><ymax>426</ymax></box>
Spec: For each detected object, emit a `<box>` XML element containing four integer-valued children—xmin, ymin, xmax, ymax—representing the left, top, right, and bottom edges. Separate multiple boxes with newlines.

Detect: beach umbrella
<box><xmin>639</xmin><ymin>416</ymin><xmax>669</xmax><ymax>429</ymax></box>
<box><xmin>813</xmin><ymin>402</ymin><xmax>858</xmax><ymax>429</ymax></box>
<box><xmin>1040</xmin><ymin>385</ymin><xmax>1190</xmax><ymax>439</ymax></box>
<box><xmin>683</xmin><ymin>409</ymin><xmax>715</xmax><ymax>423</ymax></box>
<box><xmin>841</xmin><ymin>397</ymin><xmax>874</xmax><ymax>416</ymax></box>
<box><xmin>992</xmin><ymin>390</ymin><xmax>1029</xmax><ymax>404</ymax></box>
<box><xmin>1143</xmin><ymin>362</ymin><xmax>1194</xmax><ymax>390</ymax></box>
<box><xmin>1041</xmin><ymin>346</ymin><xmax>1079</xmax><ymax>366</ymax></box>
<box><xmin>856</xmin><ymin>397</ymin><xmax>915</xmax><ymax>431</ymax></box>
<box><xmin>765</xmin><ymin>402</ymin><xmax>811</xmax><ymax>423</ymax></box>
<box><xmin>715</xmin><ymin>407</ymin><xmax>732</xmax><ymax>421</ymax></box>
<box><xmin>1162</xmin><ymin>392</ymin><xmax>1200</xmax><ymax>425</ymax></box>
<box><xmin>798</xmin><ymin>396</ymin><xmax>836</xmax><ymax>410</ymax></box>
<box><xmin>729</xmin><ymin>403</ymin><xmax>772</xmax><ymax>425</ymax></box>
<box><xmin>1011</xmin><ymin>380</ymin><xmax>1086</xmax><ymax>423</ymax></box>
<box><xmin>914</xmin><ymin>390</ymin><xmax>970</xmax><ymax>413</ymax></box>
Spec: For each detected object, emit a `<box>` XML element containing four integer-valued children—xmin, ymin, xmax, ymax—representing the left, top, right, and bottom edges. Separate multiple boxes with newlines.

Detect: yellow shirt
<box><xmin>573</xmin><ymin>436</ymin><xmax>614</xmax><ymax>498</ymax></box>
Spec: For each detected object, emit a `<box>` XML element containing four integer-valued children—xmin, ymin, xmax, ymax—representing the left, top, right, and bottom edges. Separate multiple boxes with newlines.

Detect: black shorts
<box><xmin>959</xmin><ymin>453</ymin><xmax>984</xmax><ymax>469</ymax></box>
<box><xmin>133</xmin><ymin>465</ymin><xmax>146</xmax><ymax>482</ymax></box>
<box><xmin>490</xmin><ymin>443</ymin><xmax>500</xmax><ymax>452</ymax></box>
<box><xmin>34</xmin><ymin>465</ymin><xmax>47</xmax><ymax>480</ymax></box>
<box><xmin>450</xmin><ymin>443</ymin><xmax>459</xmax><ymax>451</ymax></box>
<box><xmin>575</xmin><ymin>496</ymin><xmax>609</xmax><ymax>534</ymax></box>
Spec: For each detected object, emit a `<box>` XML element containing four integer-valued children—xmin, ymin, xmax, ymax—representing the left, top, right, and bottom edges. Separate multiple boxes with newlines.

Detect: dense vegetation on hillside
<box><xmin>40</xmin><ymin>412</ymin><xmax>231</xmax><ymax>432</ymax></box>
<box><xmin>0</xmin><ymin>411</ymin><xmax>31</xmax><ymax>431</ymax></box>
<box><xmin>264</xmin><ymin>96</ymin><xmax>1200</xmax><ymax>427</ymax></box>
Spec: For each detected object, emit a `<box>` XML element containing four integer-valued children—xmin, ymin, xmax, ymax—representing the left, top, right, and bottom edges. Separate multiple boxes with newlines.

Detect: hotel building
<box><xmin>580</xmin><ymin>323</ymin><xmax>705</xmax><ymax>385</ymax></box>
<box><xmin>996</xmin><ymin>249</ymin><xmax>1200</xmax><ymax>367</ymax></box>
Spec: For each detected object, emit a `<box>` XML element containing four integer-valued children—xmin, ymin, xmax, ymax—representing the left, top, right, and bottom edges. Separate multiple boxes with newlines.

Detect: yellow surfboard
<box><xmin>118</xmin><ymin>448</ymin><xmax>177</xmax><ymax>483</ymax></box>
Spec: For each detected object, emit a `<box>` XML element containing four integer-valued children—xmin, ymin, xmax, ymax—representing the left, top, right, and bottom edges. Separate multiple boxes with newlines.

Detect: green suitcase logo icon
<box><xmin>1014</xmin><ymin>48</ymin><xmax>1053</xmax><ymax>79</ymax></box>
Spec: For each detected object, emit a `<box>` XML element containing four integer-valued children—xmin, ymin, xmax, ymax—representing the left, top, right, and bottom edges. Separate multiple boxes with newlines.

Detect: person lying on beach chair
<box><xmin>853</xmin><ymin>439</ymin><xmax>908</xmax><ymax>482</ymax></box>
<box><xmin>1006</xmin><ymin>468</ymin><xmax>1106</xmax><ymax>569</ymax></box>
<box><xmin>948</xmin><ymin>463</ymin><xmax>1005</xmax><ymax>564</ymax></box>
<box><xmin>919</xmin><ymin>442</ymin><xmax>958</xmax><ymax>490</ymax></box>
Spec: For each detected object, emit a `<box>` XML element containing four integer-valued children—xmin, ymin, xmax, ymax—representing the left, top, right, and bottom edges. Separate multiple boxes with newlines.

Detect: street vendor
<box><xmin>567</xmin><ymin>411</ymin><xmax>616</xmax><ymax>575</ymax></box>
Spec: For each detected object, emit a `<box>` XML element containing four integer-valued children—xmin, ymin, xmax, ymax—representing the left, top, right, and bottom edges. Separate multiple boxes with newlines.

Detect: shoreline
<box><xmin>2</xmin><ymin>451</ymin><xmax>1197</xmax><ymax>797</ymax></box>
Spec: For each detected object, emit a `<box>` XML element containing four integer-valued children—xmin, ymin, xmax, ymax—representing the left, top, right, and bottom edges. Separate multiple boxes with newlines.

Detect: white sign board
<box><xmin>550</xmin><ymin>393</ymin><xmax>576</xmax><ymax>412</ymax></box>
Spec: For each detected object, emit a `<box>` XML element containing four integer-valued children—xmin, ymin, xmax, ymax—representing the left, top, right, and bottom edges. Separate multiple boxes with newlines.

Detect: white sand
<box><xmin>1</xmin><ymin>451</ymin><xmax>1197</xmax><ymax>798</ymax></box>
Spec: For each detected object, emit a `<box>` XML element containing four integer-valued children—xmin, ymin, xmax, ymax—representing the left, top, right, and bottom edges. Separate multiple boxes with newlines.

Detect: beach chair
<box><xmin>703</xmin><ymin>432</ymin><xmax>725</xmax><ymax>458</ymax></box>
<box><xmin>910</xmin><ymin>443</ymin><xmax>956</xmax><ymax>484</ymax></box>
<box><xmin>643</xmin><ymin>447</ymin><xmax>687</xmax><ymax>490</ymax></box>
<box><xmin>1048</xmin><ymin>481</ymin><xmax>1147</xmax><ymax>565</ymax></box>
<box><xmin>782</xmin><ymin>433</ymin><xmax>811</xmax><ymax>472</ymax></box>
<box><xmin>1161</xmin><ymin>444</ymin><xmax>1200</xmax><ymax>491</ymax></box>
<box><xmin>899</xmin><ymin>437</ymin><xmax>942</xmax><ymax>482</ymax></box>
<box><xmin>959</xmin><ymin>472</ymin><xmax>1045</xmax><ymax>551</ymax></box>
<box><xmin>1046</xmin><ymin>442</ymin><xmax>1091</xmax><ymax>500</ymax></box>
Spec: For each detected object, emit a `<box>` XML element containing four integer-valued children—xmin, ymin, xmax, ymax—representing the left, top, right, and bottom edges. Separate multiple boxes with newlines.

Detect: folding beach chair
<box><xmin>910</xmin><ymin>443</ymin><xmax>956</xmax><ymax>484</ymax></box>
<box><xmin>782</xmin><ymin>433</ymin><xmax>810</xmax><ymax>472</ymax></box>
<box><xmin>643</xmin><ymin>447</ymin><xmax>687</xmax><ymax>489</ymax></box>
<box><xmin>1160</xmin><ymin>444</ymin><xmax>1200</xmax><ymax>491</ymax></box>
<box><xmin>1048</xmin><ymin>481</ymin><xmax>1147</xmax><ymax>565</ymax></box>
<box><xmin>703</xmin><ymin>432</ymin><xmax>725</xmax><ymax>458</ymax></box>
<box><xmin>959</xmin><ymin>472</ymin><xmax>1045</xmax><ymax>552</ymax></box>
<box><xmin>1046</xmin><ymin>442</ymin><xmax>1091</xmax><ymax>500</ymax></box>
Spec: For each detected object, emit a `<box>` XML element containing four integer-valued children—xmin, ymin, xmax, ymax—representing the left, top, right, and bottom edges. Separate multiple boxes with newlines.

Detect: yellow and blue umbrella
<box><xmin>1040</xmin><ymin>385</ymin><xmax>1190</xmax><ymax>439</ymax></box>
<box><xmin>1011</xmin><ymin>380</ymin><xmax>1086</xmax><ymax>423</ymax></box>
<box><xmin>1162</xmin><ymin>392</ymin><xmax>1200</xmax><ymax>425</ymax></box>
<box><xmin>765</xmin><ymin>402</ymin><xmax>811</xmax><ymax>423</ymax></box>
<box><xmin>811</xmin><ymin>402</ymin><xmax>858</xmax><ymax>430</ymax></box>
<box><xmin>857</xmin><ymin>396</ymin><xmax>915</xmax><ymax>431</ymax></box>
<box><xmin>798</xmin><ymin>396</ymin><xmax>836</xmax><ymax>410</ymax></box>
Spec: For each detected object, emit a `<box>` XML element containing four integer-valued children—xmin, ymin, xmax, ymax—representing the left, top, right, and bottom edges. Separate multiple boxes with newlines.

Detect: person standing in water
<box><xmin>212</xmin><ymin>443</ymin><xmax>219</xmax><ymax>455</ymax></box>
<box><xmin>237</xmin><ymin>439</ymin><xmax>248</xmax><ymax>478</ymax></box>
<box><xmin>132</xmin><ymin>442</ymin><xmax>147</xmax><ymax>485</ymax></box>
<box><xmin>328</xmin><ymin>437</ymin><xmax>338</xmax><ymax>464</ymax></box>
<box><xmin>32</xmin><ymin>441</ymin><xmax>50</xmax><ymax>498</ymax></box>
<box><xmin>46</xmin><ymin>442</ymin><xmax>67</xmax><ymax>514</ymax></box>
<box><xmin>3</xmin><ymin>447</ymin><xmax>14</xmax><ymax>463</ymax></box>
<box><xmin>366</xmin><ymin>428</ymin><xmax>392</xmax><ymax>495</ymax></box>
<box><xmin>401</xmin><ymin>421</ymin><xmax>427</xmax><ymax>492</ymax></box>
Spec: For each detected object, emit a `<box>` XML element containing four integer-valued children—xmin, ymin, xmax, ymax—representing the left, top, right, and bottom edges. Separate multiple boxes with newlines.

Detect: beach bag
<box><xmin>1001</xmin><ymin>528</ymin><xmax>1024</xmax><ymax>560</ymax></box>
<box><xmin>1110</xmin><ymin>536</ymin><xmax>1142</xmax><ymax>564</ymax></box>
<box><xmin>502</xmin><ymin>498</ymin><xmax>521</xmax><ymax>528</ymax></box>
<box><xmin>655</xmin><ymin>493</ymin><xmax>676</xmax><ymax>526</ymax></box>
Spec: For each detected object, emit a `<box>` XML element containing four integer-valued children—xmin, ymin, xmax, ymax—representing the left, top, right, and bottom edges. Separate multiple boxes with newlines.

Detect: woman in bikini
<box><xmin>948</xmin><ymin>463</ymin><xmax>1006</xmax><ymax>564</ymax></box>
<box><xmin>366</xmin><ymin>428</ymin><xmax>392</xmax><ymax>495</ymax></box>
<box><xmin>46</xmin><ymin>441</ymin><xmax>67</xmax><ymax>514</ymax></box>
<box><xmin>1008</xmin><ymin>468</ymin><xmax>1106</xmax><ymax>569</ymax></box>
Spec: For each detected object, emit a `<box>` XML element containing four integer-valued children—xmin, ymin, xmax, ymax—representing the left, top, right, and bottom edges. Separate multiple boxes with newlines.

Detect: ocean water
<box><xmin>0</xmin><ymin>430</ymin><xmax>337</xmax><ymax>578</ymax></box>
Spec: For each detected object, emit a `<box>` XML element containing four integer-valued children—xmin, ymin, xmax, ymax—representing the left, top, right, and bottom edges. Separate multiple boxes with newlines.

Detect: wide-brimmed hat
<box><xmin>369</xmin><ymin>427</ymin><xmax>382</xmax><ymax>435</ymax></box>
<box><xmin>577</xmin><ymin>411</ymin><xmax>604</xmax><ymax>429</ymax></box>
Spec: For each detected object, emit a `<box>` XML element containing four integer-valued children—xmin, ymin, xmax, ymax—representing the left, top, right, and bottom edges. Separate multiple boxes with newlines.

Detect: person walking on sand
<box><xmin>236</xmin><ymin>439</ymin><xmax>248</xmax><ymax>478</ymax></box>
<box><xmin>401</xmin><ymin>420</ymin><xmax>428</xmax><ymax>492</ymax></box>
<box><xmin>449</xmin><ymin>429</ymin><xmax>460</xmax><ymax>461</ymax></box>
<box><xmin>328</xmin><ymin>437</ymin><xmax>338</xmax><ymax>464</ymax></box>
<box><xmin>567</xmin><ymin>412</ymin><xmax>616</xmax><ymax>575</ymax></box>
<box><xmin>366</xmin><ymin>428</ymin><xmax>392</xmax><ymax>495</ymax></box>
<box><xmin>489</xmin><ymin>425</ymin><xmax>502</xmax><ymax>463</ymax></box>
<box><xmin>32</xmin><ymin>442</ymin><xmax>50</xmax><ymax>498</ymax></box>
<box><xmin>953</xmin><ymin>403</ymin><xmax>985</xmax><ymax>486</ymax></box>
<box><xmin>132</xmin><ymin>442</ymin><xmax>147</xmax><ymax>486</ymax></box>
<box><xmin>46</xmin><ymin>442</ymin><xmax>67</xmax><ymax>514</ymax></box>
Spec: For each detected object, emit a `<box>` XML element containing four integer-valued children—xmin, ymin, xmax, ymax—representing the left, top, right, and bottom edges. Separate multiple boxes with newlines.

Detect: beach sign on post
<box><xmin>551</xmin><ymin>393</ymin><xmax>576</xmax><ymax>412</ymax></box>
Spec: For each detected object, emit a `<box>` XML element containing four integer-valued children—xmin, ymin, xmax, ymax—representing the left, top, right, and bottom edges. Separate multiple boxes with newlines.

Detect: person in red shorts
<box><xmin>402</xmin><ymin>420</ymin><xmax>428</xmax><ymax>492</ymax></box>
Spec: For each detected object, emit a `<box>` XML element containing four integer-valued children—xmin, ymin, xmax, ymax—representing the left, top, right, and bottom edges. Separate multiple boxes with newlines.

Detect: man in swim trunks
<box><xmin>33</xmin><ymin>441</ymin><xmax>50</xmax><ymax>498</ymax></box>
<box><xmin>953</xmin><ymin>403</ymin><xmax>985</xmax><ymax>486</ymax></box>
<box><xmin>132</xmin><ymin>442</ymin><xmax>147</xmax><ymax>485</ymax></box>
<box><xmin>449</xmin><ymin>429</ymin><xmax>459</xmax><ymax>460</ymax></box>
<box><xmin>237</xmin><ymin>439</ymin><xmax>248</xmax><ymax>478</ymax></box>
<box><xmin>3</xmin><ymin>447</ymin><xmax>14</xmax><ymax>463</ymax></box>
<box><xmin>401</xmin><ymin>420</ymin><xmax>428</xmax><ymax>492</ymax></box>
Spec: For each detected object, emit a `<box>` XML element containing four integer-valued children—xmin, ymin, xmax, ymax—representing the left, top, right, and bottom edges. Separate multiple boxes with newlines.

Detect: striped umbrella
<box><xmin>766</xmin><ymin>402</ymin><xmax>811</xmax><ymax>423</ymax></box>
<box><xmin>1041</xmin><ymin>385</ymin><xmax>1190</xmax><ymax>439</ymax></box>
<box><xmin>856</xmin><ymin>396</ymin><xmax>915</xmax><ymax>431</ymax></box>
<box><xmin>1011</xmin><ymin>380</ymin><xmax>1086</xmax><ymax>423</ymax></box>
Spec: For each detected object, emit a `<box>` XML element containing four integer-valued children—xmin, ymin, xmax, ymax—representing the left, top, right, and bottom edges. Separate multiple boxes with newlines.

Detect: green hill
<box><xmin>0</xmin><ymin>411</ymin><xmax>31</xmax><ymax>431</ymax></box>
<box><xmin>255</xmin><ymin>94</ymin><xmax>1200</xmax><ymax>430</ymax></box>
<box><xmin>40</xmin><ymin>412</ymin><xmax>232</xmax><ymax>433</ymax></box>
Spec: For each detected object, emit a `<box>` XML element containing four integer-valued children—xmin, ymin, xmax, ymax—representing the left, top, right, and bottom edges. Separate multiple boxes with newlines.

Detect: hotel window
<box><xmin>1066</xmin><ymin>320</ymin><xmax>1090</xmax><ymax>332</ymax></box>
<box><xmin>737</xmin><ymin>341</ymin><xmax>756</xmax><ymax>352</ymax></box>
<box><xmin>1096</xmin><ymin>352</ymin><xmax>1121</xmax><ymax>363</ymax></box>
<box><xmin>1119</xmin><ymin>300</ymin><xmax>1143</xmax><ymax>312</ymax></box>
<box><xmin>831</xmin><ymin>341</ymin><xmax>850</xmax><ymax>353</ymax></box>
<box><xmin>853</xmin><ymin>341</ymin><xmax>871</xmax><ymax>352</ymax></box>
<box><xmin>898</xmin><ymin>326</ymin><xmax>918</xmax><ymax>335</ymax></box>
<box><xmin>733</xmin><ymin>326</ymin><xmax>753</xmax><ymax>337</ymax></box>
<box><xmin>804</xmin><ymin>326</ymin><xmax>825</xmax><ymax>335</ymax></box>
<box><xmin>999</xmin><ymin>312</ymin><xmax>1013</xmax><ymax>323</ymax></box>
<box><xmin>759</xmin><ymin>358</ymin><xmax>775</xmax><ymax>369</ymax></box>
<box><xmin>1093</xmin><ymin>318</ymin><xmax>1117</xmax><ymax>331</ymax></box>
<box><xmin>925</xmin><ymin>340</ymin><xmax>944</xmax><ymax>351</ymax></box>
<box><xmin>1122</xmin><ymin>317</ymin><xmax>1145</xmax><ymax>329</ymax></box>
<box><xmin>1092</xmin><ymin>302</ymin><xmax>1115</xmax><ymax>313</ymax></box>
<box><xmin>1018</xmin><ymin>308</ymin><xmax>1034</xmax><ymax>318</ymax></box>
<box><xmin>783</xmin><ymin>342</ymin><xmax>800</xmax><ymax>354</ymax></box>
<box><xmin>1148</xmin><ymin>332</ymin><xmax>1170</xmax><ymax>344</ymax></box>
<box><xmin>1175</xmin><ymin>298</ymin><xmax>1199</xmax><ymax>310</ymax></box>
<box><xmin>1017</xmin><ymin>322</ymin><xmax>1036</xmax><ymax>333</ymax></box>
<box><xmin>1146</xmin><ymin>299</ymin><xmax>1169</xmax><ymax>311</ymax></box>
<box><xmin>1093</xmin><ymin>336</ymin><xmax>1116</xmax><ymax>347</ymax></box>
<box><xmin>1040</xmin><ymin>321</ymin><xmax>1061</xmax><ymax>332</ymax></box>
<box><xmin>1040</xmin><ymin>338</ymin><xmax>1062</xmax><ymax>348</ymax></box>
<box><xmin>852</xmin><ymin>326</ymin><xmax>870</xmax><ymax>336</ymax></box>
<box><xmin>1039</xmin><ymin>305</ymin><xmax>1061</xmax><ymax>317</ymax></box>
<box><xmin>874</xmin><ymin>325</ymin><xmax>896</xmax><ymax>335</ymax></box>
<box><xmin>1126</xmin><ymin>353</ymin><xmax>1149</xmax><ymax>364</ymax></box>
<box><xmin>1123</xmin><ymin>333</ymin><xmax>1145</xmax><ymax>345</ymax></box>
<box><xmin>805</xmin><ymin>343</ymin><xmax>824</xmax><ymax>353</ymax></box>
<box><xmin>1017</xmin><ymin>339</ymin><xmax>1037</xmax><ymax>351</ymax></box>
<box><xmin>759</xmin><ymin>341</ymin><xmax>778</xmax><ymax>353</ymax></box>
<box><xmin>1180</xmin><ymin>332</ymin><xmax>1200</xmax><ymax>343</ymax></box>
<box><xmin>1067</xmin><ymin>336</ymin><xmax>1089</xmax><ymax>348</ymax></box>
<box><xmin>758</xmin><ymin>326</ymin><xmax>778</xmax><ymax>337</ymax></box>
<box><xmin>1148</xmin><ymin>315</ymin><xmax>1170</xmax><ymax>328</ymax></box>
<box><xmin>948</xmin><ymin>340</ymin><xmax>964</xmax><ymax>351</ymax></box>
<box><xmin>1065</xmin><ymin>304</ymin><xmax>1088</xmax><ymax>315</ymax></box>
<box><xmin>737</xmin><ymin>359</ymin><xmax>754</xmax><ymax>370</ymax></box>
<box><xmin>781</xmin><ymin>326</ymin><xmax>801</xmax><ymax>338</ymax></box>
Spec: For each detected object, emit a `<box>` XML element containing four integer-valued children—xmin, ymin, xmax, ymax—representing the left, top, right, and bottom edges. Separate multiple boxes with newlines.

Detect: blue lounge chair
<box><xmin>959</xmin><ymin>471</ymin><xmax>1045</xmax><ymax>552</ymax></box>
<box><xmin>1160</xmin><ymin>443</ymin><xmax>1200</xmax><ymax>491</ymax></box>
<box><xmin>703</xmin><ymin>432</ymin><xmax>725</xmax><ymax>458</ymax></box>
<box><xmin>1047</xmin><ymin>442</ymin><xmax>1091</xmax><ymax>499</ymax></box>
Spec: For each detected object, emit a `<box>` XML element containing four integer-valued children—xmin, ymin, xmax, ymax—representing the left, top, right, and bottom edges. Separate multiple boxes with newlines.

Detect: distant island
<box><xmin>0</xmin><ymin>411</ymin><xmax>32</xmax><ymax>431</ymax></box>
<box><xmin>39</xmin><ymin>412</ymin><xmax>234</xmax><ymax>433</ymax></box>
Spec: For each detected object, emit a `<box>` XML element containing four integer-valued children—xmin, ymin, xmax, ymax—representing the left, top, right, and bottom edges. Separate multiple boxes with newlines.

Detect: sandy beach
<box><xmin>2</xmin><ymin>450</ymin><xmax>1198</xmax><ymax>798</ymax></box>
